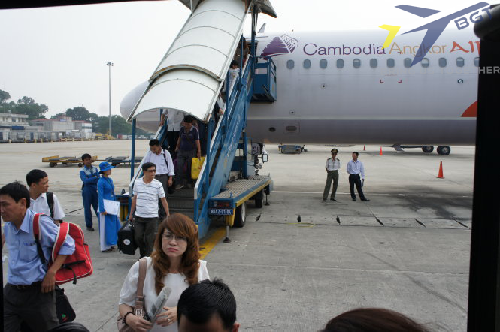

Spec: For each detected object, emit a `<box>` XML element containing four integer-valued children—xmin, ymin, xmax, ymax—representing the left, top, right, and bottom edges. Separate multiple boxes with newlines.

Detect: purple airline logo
<box><xmin>261</xmin><ymin>34</ymin><xmax>299</xmax><ymax>57</ymax></box>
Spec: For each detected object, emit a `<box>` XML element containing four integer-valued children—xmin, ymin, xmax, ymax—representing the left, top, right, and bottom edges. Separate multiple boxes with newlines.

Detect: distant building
<box><xmin>0</xmin><ymin>112</ymin><xmax>29</xmax><ymax>127</ymax></box>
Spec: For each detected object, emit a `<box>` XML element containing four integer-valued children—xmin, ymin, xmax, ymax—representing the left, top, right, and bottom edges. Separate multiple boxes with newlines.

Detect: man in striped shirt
<box><xmin>323</xmin><ymin>148</ymin><xmax>341</xmax><ymax>202</ymax></box>
<box><xmin>346</xmin><ymin>152</ymin><xmax>370</xmax><ymax>202</ymax></box>
<box><xmin>128</xmin><ymin>162</ymin><xmax>170</xmax><ymax>258</ymax></box>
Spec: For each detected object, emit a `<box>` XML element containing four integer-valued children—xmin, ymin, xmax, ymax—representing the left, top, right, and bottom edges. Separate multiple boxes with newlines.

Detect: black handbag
<box><xmin>55</xmin><ymin>286</ymin><xmax>76</xmax><ymax>323</ymax></box>
<box><xmin>117</xmin><ymin>219</ymin><xmax>137</xmax><ymax>255</ymax></box>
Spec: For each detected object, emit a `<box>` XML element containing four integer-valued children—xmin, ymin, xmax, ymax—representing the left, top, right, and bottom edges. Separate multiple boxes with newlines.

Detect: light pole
<box><xmin>107</xmin><ymin>62</ymin><xmax>114</xmax><ymax>137</ymax></box>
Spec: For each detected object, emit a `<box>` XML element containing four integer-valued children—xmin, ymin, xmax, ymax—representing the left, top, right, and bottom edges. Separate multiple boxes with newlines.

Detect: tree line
<box><xmin>0</xmin><ymin>89</ymin><xmax>150</xmax><ymax>136</ymax></box>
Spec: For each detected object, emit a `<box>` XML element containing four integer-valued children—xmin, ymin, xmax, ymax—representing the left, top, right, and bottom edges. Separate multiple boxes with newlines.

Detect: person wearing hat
<box><xmin>323</xmin><ymin>149</ymin><xmax>341</xmax><ymax>202</ymax></box>
<box><xmin>97</xmin><ymin>161</ymin><xmax>121</xmax><ymax>252</ymax></box>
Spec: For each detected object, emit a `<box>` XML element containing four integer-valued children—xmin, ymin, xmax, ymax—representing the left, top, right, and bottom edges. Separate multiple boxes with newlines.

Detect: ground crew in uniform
<box><xmin>97</xmin><ymin>161</ymin><xmax>121</xmax><ymax>252</ymax></box>
<box><xmin>347</xmin><ymin>152</ymin><xmax>370</xmax><ymax>201</ymax></box>
<box><xmin>142</xmin><ymin>139</ymin><xmax>174</xmax><ymax>221</ymax></box>
<box><xmin>26</xmin><ymin>169</ymin><xmax>65</xmax><ymax>224</ymax></box>
<box><xmin>80</xmin><ymin>153</ymin><xmax>99</xmax><ymax>231</ymax></box>
<box><xmin>128</xmin><ymin>162</ymin><xmax>170</xmax><ymax>258</ymax></box>
<box><xmin>323</xmin><ymin>149</ymin><xmax>341</xmax><ymax>202</ymax></box>
<box><xmin>1</xmin><ymin>182</ymin><xmax>75</xmax><ymax>332</ymax></box>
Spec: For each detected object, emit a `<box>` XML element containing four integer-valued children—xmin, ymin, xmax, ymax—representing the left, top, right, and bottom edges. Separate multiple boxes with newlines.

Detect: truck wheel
<box><xmin>50</xmin><ymin>162</ymin><xmax>57</xmax><ymax>168</ymax></box>
<box><xmin>437</xmin><ymin>146</ymin><xmax>451</xmax><ymax>155</ymax></box>
<box><xmin>255</xmin><ymin>190</ymin><xmax>263</xmax><ymax>208</ymax></box>
<box><xmin>422</xmin><ymin>146</ymin><xmax>434</xmax><ymax>153</ymax></box>
<box><xmin>234</xmin><ymin>202</ymin><xmax>246</xmax><ymax>228</ymax></box>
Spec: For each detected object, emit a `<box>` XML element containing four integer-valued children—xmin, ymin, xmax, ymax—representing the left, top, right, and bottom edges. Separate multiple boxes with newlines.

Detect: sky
<box><xmin>0</xmin><ymin>0</ymin><xmax>496</xmax><ymax>118</ymax></box>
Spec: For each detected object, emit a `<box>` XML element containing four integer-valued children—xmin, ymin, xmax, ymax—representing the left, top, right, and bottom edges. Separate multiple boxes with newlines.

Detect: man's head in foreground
<box><xmin>178</xmin><ymin>278</ymin><xmax>239</xmax><ymax>332</ymax></box>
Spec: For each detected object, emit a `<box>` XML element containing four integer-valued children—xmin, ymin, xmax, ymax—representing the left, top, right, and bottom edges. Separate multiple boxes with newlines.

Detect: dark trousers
<box><xmin>82</xmin><ymin>186</ymin><xmax>98</xmax><ymax>228</ymax></box>
<box><xmin>167</xmin><ymin>131</ymin><xmax>179</xmax><ymax>159</ymax></box>
<box><xmin>323</xmin><ymin>170</ymin><xmax>339</xmax><ymax>200</ymax></box>
<box><xmin>349</xmin><ymin>174</ymin><xmax>366</xmax><ymax>200</ymax></box>
<box><xmin>155</xmin><ymin>174</ymin><xmax>169</xmax><ymax>222</ymax></box>
<box><xmin>176</xmin><ymin>149</ymin><xmax>197</xmax><ymax>186</ymax></box>
<box><xmin>134</xmin><ymin>216</ymin><xmax>159</xmax><ymax>258</ymax></box>
<box><xmin>4</xmin><ymin>283</ymin><xmax>59</xmax><ymax>332</ymax></box>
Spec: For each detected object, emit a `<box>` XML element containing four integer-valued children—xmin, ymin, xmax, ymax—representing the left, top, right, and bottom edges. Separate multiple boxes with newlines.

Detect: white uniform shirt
<box><xmin>326</xmin><ymin>158</ymin><xmax>341</xmax><ymax>171</ymax></box>
<box><xmin>29</xmin><ymin>192</ymin><xmax>65</xmax><ymax>220</ymax></box>
<box><xmin>133</xmin><ymin>178</ymin><xmax>165</xmax><ymax>218</ymax></box>
<box><xmin>167</xmin><ymin>110</ymin><xmax>184</xmax><ymax>132</ymax></box>
<box><xmin>347</xmin><ymin>160</ymin><xmax>366</xmax><ymax>179</ymax></box>
<box><xmin>143</xmin><ymin>150</ymin><xmax>175</xmax><ymax>176</ymax></box>
<box><xmin>119</xmin><ymin>258</ymin><xmax>210</xmax><ymax>332</ymax></box>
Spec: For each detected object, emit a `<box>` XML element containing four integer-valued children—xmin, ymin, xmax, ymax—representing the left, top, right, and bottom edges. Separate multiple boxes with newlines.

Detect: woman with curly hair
<box><xmin>118</xmin><ymin>214</ymin><xmax>209</xmax><ymax>332</ymax></box>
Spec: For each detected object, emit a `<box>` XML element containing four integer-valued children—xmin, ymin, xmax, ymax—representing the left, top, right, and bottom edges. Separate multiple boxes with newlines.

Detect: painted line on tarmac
<box><xmin>199</xmin><ymin>227</ymin><xmax>226</xmax><ymax>259</ymax></box>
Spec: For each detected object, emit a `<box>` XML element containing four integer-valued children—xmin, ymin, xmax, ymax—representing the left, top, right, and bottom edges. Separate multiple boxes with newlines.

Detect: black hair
<box><xmin>177</xmin><ymin>278</ymin><xmax>236</xmax><ymax>330</ymax></box>
<box><xmin>353</xmin><ymin>152</ymin><xmax>359</xmax><ymax>156</ymax></box>
<box><xmin>231</xmin><ymin>60</ymin><xmax>238</xmax><ymax>67</ymax></box>
<box><xmin>26</xmin><ymin>169</ymin><xmax>48</xmax><ymax>187</ymax></box>
<box><xmin>183</xmin><ymin>115</ymin><xmax>194</xmax><ymax>123</ymax></box>
<box><xmin>149</xmin><ymin>139</ymin><xmax>160</xmax><ymax>147</ymax></box>
<box><xmin>142</xmin><ymin>162</ymin><xmax>156</xmax><ymax>172</ymax></box>
<box><xmin>321</xmin><ymin>308</ymin><xmax>428</xmax><ymax>332</ymax></box>
<box><xmin>0</xmin><ymin>181</ymin><xmax>30</xmax><ymax>208</ymax></box>
<box><xmin>81</xmin><ymin>153</ymin><xmax>92</xmax><ymax>160</ymax></box>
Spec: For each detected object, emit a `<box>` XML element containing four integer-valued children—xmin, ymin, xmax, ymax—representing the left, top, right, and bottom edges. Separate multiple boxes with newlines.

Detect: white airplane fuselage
<box><xmin>246</xmin><ymin>29</ymin><xmax>478</xmax><ymax>145</ymax></box>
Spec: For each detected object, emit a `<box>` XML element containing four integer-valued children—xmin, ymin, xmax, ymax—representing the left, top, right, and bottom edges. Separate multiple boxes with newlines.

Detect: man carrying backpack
<box><xmin>26</xmin><ymin>169</ymin><xmax>65</xmax><ymax>224</ymax></box>
<box><xmin>142</xmin><ymin>139</ymin><xmax>174</xmax><ymax>221</ymax></box>
<box><xmin>1</xmin><ymin>182</ymin><xmax>75</xmax><ymax>332</ymax></box>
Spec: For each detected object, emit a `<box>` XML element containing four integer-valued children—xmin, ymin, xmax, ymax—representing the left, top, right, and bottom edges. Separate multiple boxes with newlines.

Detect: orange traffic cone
<box><xmin>379</xmin><ymin>147</ymin><xmax>383</xmax><ymax>155</ymax></box>
<box><xmin>363</xmin><ymin>145</ymin><xmax>366</xmax><ymax>151</ymax></box>
<box><xmin>437</xmin><ymin>161</ymin><xmax>444</xmax><ymax>178</ymax></box>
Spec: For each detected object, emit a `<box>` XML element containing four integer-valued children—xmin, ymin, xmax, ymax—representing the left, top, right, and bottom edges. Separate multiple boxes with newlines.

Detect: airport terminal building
<box><xmin>0</xmin><ymin>112</ymin><xmax>94</xmax><ymax>142</ymax></box>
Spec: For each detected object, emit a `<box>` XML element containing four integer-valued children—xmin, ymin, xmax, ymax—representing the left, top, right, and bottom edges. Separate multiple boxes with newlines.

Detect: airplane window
<box><xmin>456</xmin><ymin>57</ymin><xmax>465</xmax><ymax>67</ymax></box>
<box><xmin>286</xmin><ymin>59</ymin><xmax>295</xmax><ymax>69</ymax></box>
<box><xmin>336</xmin><ymin>59</ymin><xmax>344</xmax><ymax>68</ymax></box>
<box><xmin>387</xmin><ymin>59</ymin><xmax>395</xmax><ymax>68</ymax></box>
<box><xmin>438</xmin><ymin>58</ymin><xmax>447</xmax><ymax>68</ymax></box>
<box><xmin>320</xmin><ymin>59</ymin><xmax>328</xmax><ymax>69</ymax></box>
<box><xmin>353</xmin><ymin>59</ymin><xmax>361</xmax><ymax>68</ymax></box>
<box><xmin>370</xmin><ymin>59</ymin><xmax>377</xmax><ymax>68</ymax></box>
<box><xmin>474</xmin><ymin>57</ymin><xmax>480</xmax><ymax>67</ymax></box>
<box><xmin>404</xmin><ymin>58</ymin><xmax>412</xmax><ymax>68</ymax></box>
<box><xmin>303</xmin><ymin>59</ymin><xmax>311</xmax><ymax>69</ymax></box>
<box><xmin>421</xmin><ymin>58</ymin><xmax>430</xmax><ymax>68</ymax></box>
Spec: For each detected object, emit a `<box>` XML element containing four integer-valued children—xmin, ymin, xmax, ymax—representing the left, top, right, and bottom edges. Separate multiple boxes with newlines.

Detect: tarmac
<box><xmin>1</xmin><ymin>141</ymin><xmax>473</xmax><ymax>331</ymax></box>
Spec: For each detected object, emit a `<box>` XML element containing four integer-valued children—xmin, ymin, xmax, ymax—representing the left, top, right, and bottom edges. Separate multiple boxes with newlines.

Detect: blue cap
<box><xmin>98</xmin><ymin>161</ymin><xmax>115</xmax><ymax>172</ymax></box>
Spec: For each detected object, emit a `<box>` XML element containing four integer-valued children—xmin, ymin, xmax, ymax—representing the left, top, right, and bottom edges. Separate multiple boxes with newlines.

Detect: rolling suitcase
<box><xmin>117</xmin><ymin>220</ymin><xmax>137</xmax><ymax>255</ymax></box>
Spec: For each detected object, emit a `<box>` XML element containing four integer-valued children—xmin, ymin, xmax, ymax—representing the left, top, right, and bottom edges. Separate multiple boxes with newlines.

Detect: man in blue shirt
<box><xmin>80</xmin><ymin>153</ymin><xmax>99</xmax><ymax>231</ymax></box>
<box><xmin>1</xmin><ymin>182</ymin><xmax>75</xmax><ymax>331</ymax></box>
<box><xmin>346</xmin><ymin>152</ymin><xmax>370</xmax><ymax>202</ymax></box>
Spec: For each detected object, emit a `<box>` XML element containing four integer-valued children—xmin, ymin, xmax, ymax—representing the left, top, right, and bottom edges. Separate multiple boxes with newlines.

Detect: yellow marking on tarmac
<box><xmin>379</xmin><ymin>25</ymin><xmax>401</xmax><ymax>48</ymax></box>
<box><xmin>199</xmin><ymin>227</ymin><xmax>226</xmax><ymax>259</ymax></box>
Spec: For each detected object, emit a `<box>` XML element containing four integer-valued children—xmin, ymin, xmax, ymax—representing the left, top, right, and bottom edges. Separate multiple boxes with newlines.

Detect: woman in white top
<box><xmin>119</xmin><ymin>213</ymin><xmax>210</xmax><ymax>332</ymax></box>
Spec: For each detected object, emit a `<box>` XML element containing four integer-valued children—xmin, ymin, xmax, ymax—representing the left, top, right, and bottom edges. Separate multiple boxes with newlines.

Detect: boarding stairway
<box><xmin>127</xmin><ymin>0</ymin><xmax>277</xmax><ymax>239</ymax></box>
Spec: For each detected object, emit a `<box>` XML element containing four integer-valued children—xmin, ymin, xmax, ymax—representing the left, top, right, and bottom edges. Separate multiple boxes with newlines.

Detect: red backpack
<box><xmin>33</xmin><ymin>213</ymin><xmax>93</xmax><ymax>285</ymax></box>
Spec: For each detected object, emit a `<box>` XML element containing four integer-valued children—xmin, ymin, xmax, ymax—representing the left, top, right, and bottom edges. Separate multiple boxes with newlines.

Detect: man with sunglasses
<box><xmin>128</xmin><ymin>162</ymin><xmax>170</xmax><ymax>258</ymax></box>
<box><xmin>323</xmin><ymin>149</ymin><xmax>341</xmax><ymax>202</ymax></box>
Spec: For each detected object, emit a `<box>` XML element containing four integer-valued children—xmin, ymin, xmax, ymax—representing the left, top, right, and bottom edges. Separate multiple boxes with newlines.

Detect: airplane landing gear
<box><xmin>437</xmin><ymin>146</ymin><xmax>451</xmax><ymax>155</ymax></box>
<box><xmin>422</xmin><ymin>146</ymin><xmax>434</xmax><ymax>153</ymax></box>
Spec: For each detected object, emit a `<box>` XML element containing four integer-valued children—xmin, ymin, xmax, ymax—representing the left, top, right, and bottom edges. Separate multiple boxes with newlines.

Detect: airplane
<box><xmin>121</xmin><ymin>25</ymin><xmax>479</xmax><ymax>155</ymax></box>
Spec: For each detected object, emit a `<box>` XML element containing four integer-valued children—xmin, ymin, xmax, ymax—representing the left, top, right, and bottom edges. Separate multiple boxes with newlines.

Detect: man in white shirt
<box><xmin>26</xmin><ymin>169</ymin><xmax>65</xmax><ymax>223</ymax></box>
<box><xmin>142</xmin><ymin>139</ymin><xmax>175</xmax><ymax>221</ymax></box>
<box><xmin>323</xmin><ymin>149</ymin><xmax>341</xmax><ymax>202</ymax></box>
<box><xmin>346</xmin><ymin>152</ymin><xmax>370</xmax><ymax>202</ymax></box>
<box><xmin>128</xmin><ymin>162</ymin><xmax>169</xmax><ymax>258</ymax></box>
